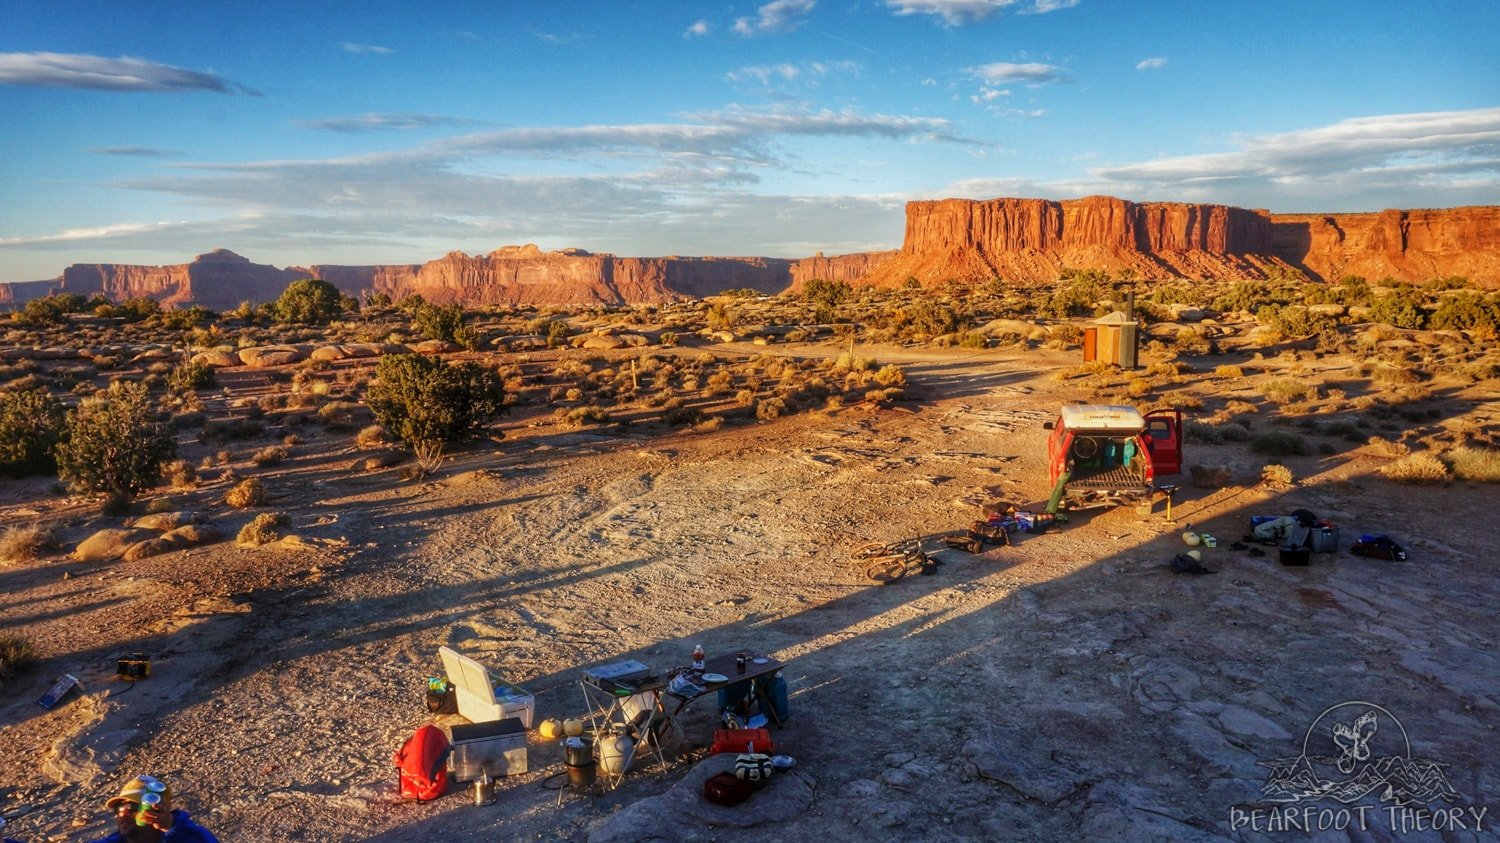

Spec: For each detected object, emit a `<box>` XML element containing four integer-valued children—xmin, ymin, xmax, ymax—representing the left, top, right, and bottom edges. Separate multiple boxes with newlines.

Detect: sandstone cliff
<box><xmin>47</xmin><ymin>250</ymin><xmax>310</xmax><ymax>311</ymax></box>
<box><xmin>788</xmin><ymin>250</ymin><xmax>899</xmax><ymax>292</ymax></box>
<box><xmin>859</xmin><ymin>196</ymin><xmax>1500</xmax><ymax>287</ymax></box>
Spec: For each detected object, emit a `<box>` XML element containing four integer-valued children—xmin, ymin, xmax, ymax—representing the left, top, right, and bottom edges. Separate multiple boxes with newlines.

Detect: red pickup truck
<box><xmin>1044</xmin><ymin>404</ymin><xmax>1182</xmax><ymax>512</ymax></box>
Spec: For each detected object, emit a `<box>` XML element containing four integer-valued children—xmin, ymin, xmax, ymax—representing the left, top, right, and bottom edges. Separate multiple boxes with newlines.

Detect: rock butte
<box><xmin>2</xmin><ymin>196</ymin><xmax>1496</xmax><ymax>308</ymax></box>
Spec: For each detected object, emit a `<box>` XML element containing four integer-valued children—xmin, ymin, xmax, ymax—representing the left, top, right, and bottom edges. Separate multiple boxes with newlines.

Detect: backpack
<box><xmin>395</xmin><ymin>724</ymin><xmax>451</xmax><ymax>801</ymax></box>
<box><xmin>1350</xmin><ymin>535</ymin><xmax>1408</xmax><ymax>561</ymax></box>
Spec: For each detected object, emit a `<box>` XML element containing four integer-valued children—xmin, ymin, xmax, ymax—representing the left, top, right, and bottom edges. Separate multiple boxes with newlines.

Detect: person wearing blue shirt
<box><xmin>91</xmin><ymin>776</ymin><xmax>218</xmax><ymax>843</ymax></box>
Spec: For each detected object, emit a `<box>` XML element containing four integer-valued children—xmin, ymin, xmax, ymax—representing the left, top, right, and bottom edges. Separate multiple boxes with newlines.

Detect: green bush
<box><xmin>367</xmin><ymin>354</ymin><xmax>505</xmax><ymax>473</ymax></box>
<box><xmin>0</xmin><ymin>389</ymin><xmax>66</xmax><ymax>478</ymax></box>
<box><xmin>413</xmin><ymin>302</ymin><xmax>480</xmax><ymax>349</ymax></box>
<box><xmin>803</xmin><ymin>279</ymin><xmax>852</xmax><ymax>309</ymax></box>
<box><xmin>55</xmin><ymin>381</ymin><xmax>176</xmax><ymax>502</ymax></box>
<box><xmin>167</xmin><ymin>359</ymin><xmax>216</xmax><ymax>391</ymax></box>
<box><xmin>273</xmin><ymin>279</ymin><xmax>346</xmax><ymax>325</ymax></box>
<box><xmin>1368</xmin><ymin>289</ymin><xmax>1426</xmax><ymax>329</ymax></box>
<box><xmin>1250</xmin><ymin>430</ymin><xmax>1308</xmax><ymax>457</ymax></box>
<box><xmin>1259</xmin><ymin>378</ymin><xmax>1311</xmax><ymax>404</ymax></box>
<box><xmin>1428</xmin><ymin>292</ymin><xmax>1499</xmax><ymax>337</ymax></box>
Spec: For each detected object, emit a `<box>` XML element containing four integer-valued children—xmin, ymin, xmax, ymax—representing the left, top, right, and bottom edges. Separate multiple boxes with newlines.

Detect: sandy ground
<box><xmin>3</xmin><ymin>341</ymin><xmax>1499</xmax><ymax>842</ymax></box>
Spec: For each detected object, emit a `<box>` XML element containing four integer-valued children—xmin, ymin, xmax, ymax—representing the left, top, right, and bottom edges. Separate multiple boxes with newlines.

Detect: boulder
<box><xmin>580</xmin><ymin>334</ymin><xmax>627</xmax><ymax>350</ymax></box>
<box><xmin>1189</xmin><ymin>465</ymin><xmax>1234</xmax><ymax>489</ymax></box>
<box><xmin>361</xmin><ymin>452</ymin><xmax>406</xmax><ymax>470</ymax></box>
<box><xmin>620</xmin><ymin>334</ymin><xmax>649</xmax><ymax>348</ymax></box>
<box><xmin>191</xmin><ymin>351</ymin><xmax>240</xmax><ymax>368</ymax></box>
<box><xmin>128</xmin><ymin>511</ymin><xmax>195</xmax><ymax>532</ymax></box>
<box><xmin>1170</xmin><ymin>305</ymin><xmax>1207</xmax><ymax>323</ymax></box>
<box><xmin>237</xmin><ymin>346</ymin><xmax>305</xmax><ymax>367</ymax></box>
<box><xmin>73</xmin><ymin>528</ymin><xmax>149</xmax><ymax>562</ymax></box>
<box><xmin>586</xmin><ymin>754</ymin><xmax>813</xmax><ymax>843</ymax></box>
<box><xmin>413</xmin><ymin>339</ymin><xmax>459</xmax><ymax>354</ymax></box>
<box><xmin>979</xmin><ymin>318</ymin><xmax>1041</xmax><ymax>338</ymax></box>
<box><xmin>343</xmin><ymin>343</ymin><xmax>385</xmax><ymax>358</ymax></box>
<box><xmin>32</xmin><ymin>348</ymin><xmax>80</xmax><ymax>361</ymax></box>
<box><xmin>131</xmin><ymin>348</ymin><xmax>175</xmax><ymax>363</ymax></box>
<box><xmin>310</xmin><ymin>345</ymin><xmax>352</xmax><ymax>361</ymax></box>
<box><xmin>380</xmin><ymin>343</ymin><xmax>412</xmax><ymax>356</ymax></box>
<box><xmin>122</xmin><ymin>524</ymin><xmax>222</xmax><ymax>561</ymax></box>
<box><xmin>1308</xmin><ymin>303</ymin><xmax>1346</xmax><ymax>317</ymax></box>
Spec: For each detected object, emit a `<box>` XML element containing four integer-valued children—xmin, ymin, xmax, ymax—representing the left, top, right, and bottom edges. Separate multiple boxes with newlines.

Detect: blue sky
<box><xmin>1</xmin><ymin>0</ymin><xmax>1497</xmax><ymax>282</ymax></box>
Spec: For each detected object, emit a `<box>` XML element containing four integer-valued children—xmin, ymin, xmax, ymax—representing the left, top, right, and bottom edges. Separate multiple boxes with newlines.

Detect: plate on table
<box><xmin>752</xmin><ymin>657</ymin><xmax>769</xmax><ymax>664</ymax></box>
<box><xmin>771</xmin><ymin>755</ymin><xmax>796</xmax><ymax>770</ymax></box>
<box><xmin>701</xmin><ymin>672</ymin><xmax>729</xmax><ymax>683</ymax></box>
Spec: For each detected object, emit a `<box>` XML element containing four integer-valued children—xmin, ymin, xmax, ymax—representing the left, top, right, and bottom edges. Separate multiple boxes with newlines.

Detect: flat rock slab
<box><xmin>587</xmin><ymin>754</ymin><xmax>814</xmax><ymax>843</ymax></box>
<box><xmin>74</xmin><ymin>528</ymin><xmax>149</xmax><ymax>562</ymax></box>
<box><xmin>964</xmin><ymin>728</ymin><xmax>1084</xmax><ymax>804</ymax></box>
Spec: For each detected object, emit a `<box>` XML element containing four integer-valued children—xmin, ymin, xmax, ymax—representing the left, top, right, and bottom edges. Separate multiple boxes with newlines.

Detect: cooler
<box><xmin>1310</xmin><ymin>526</ymin><xmax>1339</xmax><ymax>553</ymax></box>
<box><xmin>712</xmin><ymin>728</ymin><xmax>774</xmax><ymax>756</ymax></box>
<box><xmin>449</xmin><ymin>717</ymin><xmax>528</xmax><ymax>780</ymax></box>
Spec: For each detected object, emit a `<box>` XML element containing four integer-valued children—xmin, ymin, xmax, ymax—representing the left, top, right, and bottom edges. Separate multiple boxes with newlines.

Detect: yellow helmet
<box><xmin>105</xmin><ymin>775</ymin><xmax>171</xmax><ymax>811</ymax></box>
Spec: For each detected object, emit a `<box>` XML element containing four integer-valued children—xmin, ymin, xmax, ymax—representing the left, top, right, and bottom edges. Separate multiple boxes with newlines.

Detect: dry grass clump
<box><xmin>164</xmin><ymin>459</ymin><xmax>198</xmax><ymax>490</ymax></box>
<box><xmin>0</xmin><ymin>633</ymin><xmax>39</xmax><ymax>682</ymax></box>
<box><xmin>355</xmin><ymin>425</ymin><xmax>389</xmax><ymax>449</ymax></box>
<box><xmin>251</xmin><ymin>446</ymin><xmax>289</xmax><ymax>467</ymax></box>
<box><xmin>225</xmin><ymin>477</ymin><xmax>268</xmax><ymax>508</ymax></box>
<box><xmin>237</xmin><ymin>512</ymin><xmax>289</xmax><ymax>546</ymax></box>
<box><xmin>1213</xmin><ymin>364</ymin><xmax>1245</xmax><ymax>380</ymax></box>
<box><xmin>0</xmin><ymin>524</ymin><xmax>55</xmax><ymax>565</ymax></box>
<box><xmin>1364</xmin><ymin>436</ymin><xmax>1410</xmax><ymax>458</ymax></box>
<box><xmin>1446</xmin><ymin>446</ymin><xmax>1500</xmax><ymax>482</ymax></box>
<box><xmin>1259</xmin><ymin>378</ymin><xmax>1311</xmax><ymax>404</ymax></box>
<box><xmin>555</xmin><ymin>405</ymin><xmax>610</xmax><ymax>428</ymax></box>
<box><xmin>873</xmin><ymin>364</ymin><xmax>907</xmax><ymax>387</ymax></box>
<box><xmin>1260</xmin><ymin>464</ymin><xmax>1294</xmax><ymax>487</ymax></box>
<box><xmin>1378</xmin><ymin>453</ymin><xmax>1450</xmax><ymax>484</ymax></box>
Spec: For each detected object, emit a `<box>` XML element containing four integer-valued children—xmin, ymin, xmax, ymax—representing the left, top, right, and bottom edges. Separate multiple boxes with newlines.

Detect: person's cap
<box><xmin>105</xmin><ymin>776</ymin><xmax>172</xmax><ymax>811</ymax></box>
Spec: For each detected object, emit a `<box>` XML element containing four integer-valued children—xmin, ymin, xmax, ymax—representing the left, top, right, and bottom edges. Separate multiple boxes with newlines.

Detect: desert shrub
<box><xmin>1259</xmin><ymin>378</ymin><xmax>1311</xmax><ymax>404</ymax></box>
<box><xmin>368</xmin><ymin>354</ymin><xmax>505</xmax><ymax>474</ymax></box>
<box><xmin>412</xmin><ymin>302</ymin><xmax>481</xmax><ymax>350</ymax></box>
<box><xmin>56</xmin><ymin>381</ymin><xmax>175</xmax><ymax>502</ymax></box>
<box><xmin>355</xmin><ymin>424</ymin><xmax>389</xmax><ymax>449</ymax></box>
<box><xmin>1211</xmin><ymin>281</ymin><xmax>1276</xmax><ymax>314</ymax></box>
<box><xmin>237</xmin><ymin>512</ymin><xmax>289</xmax><ymax>546</ymax></box>
<box><xmin>873</xmin><ymin>364</ymin><xmax>907</xmax><ymax>387</ymax></box>
<box><xmin>957</xmin><ymin>331</ymin><xmax>989</xmax><ymax>349</ymax></box>
<box><xmin>225</xmin><ymin>478</ymin><xmax>267</xmax><ymax>508</ymax></box>
<box><xmin>755</xmin><ymin>396</ymin><xmax>788</xmax><ymax>420</ymax></box>
<box><xmin>1250</xmin><ymin>430</ymin><xmax>1307</xmax><ymax>457</ymax></box>
<box><xmin>663</xmin><ymin>404</ymin><xmax>703</xmax><ymax>426</ymax></box>
<box><xmin>167</xmin><ymin>358</ymin><xmax>215</xmax><ymax>391</ymax></box>
<box><xmin>1368</xmin><ymin>289</ymin><xmax>1426</xmax><ymax>330</ymax></box>
<box><xmin>273</xmin><ymin>279</ymin><xmax>346</xmax><ymax>325</ymax></box>
<box><xmin>1428</xmin><ymin>292</ymin><xmax>1500</xmax><ymax>337</ymax></box>
<box><xmin>203</xmin><ymin>418</ymin><xmax>265</xmax><ymax>441</ymax></box>
<box><xmin>557</xmin><ymin>405</ymin><xmax>611</xmax><ymax>427</ymax></box>
<box><xmin>1446</xmin><ymin>446</ymin><xmax>1500</xmax><ymax>482</ymax></box>
<box><xmin>1184</xmin><ymin>420</ymin><xmax>1222</xmax><ymax>444</ymax></box>
<box><xmin>865</xmin><ymin>387</ymin><xmax>904</xmax><ymax>403</ymax></box>
<box><xmin>0</xmin><ymin>633</ymin><xmax>39</xmax><ymax>682</ymax></box>
<box><xmin>0</xmin><ymin>388</ymin><xmax>66</xmax><ymax>478</ymax></box>
<box><xmin>251</xmin><ymin>445</ymin><xmax>289</xmax><ymax>467</ymax></box>
<box><xmin>317</xmin><ymin>400</ymin><xmax>360</xmax><ymax>430</ymax></box>
<box><xmin>0</xmin><ymin>524</ymin><xmax>55</xmax><ymax>565</ymax></box>
<box><xmin>1364</xmin><ymin>436</ymin><xmax>1409</xmax><ymax>457</ymax></box>
<box><xmin>1216</xmin><ymin>422</ymin><xmax>1252</xmax><ymax>442</ymax></box>
<box><xmin>1379</xmin><ymin>453</ymin><xmax>1449</xmax><ymax>484</ymax></box>
<box><xmin>1260</xmin><ymin>464</ymin><xmax>1294</xmax><ymax>486</ymax></box>
<box><xmin>1321</xmin><ymin>421</ymin><xmax>1364</xmax><ymax>441</ymax></box>
<box><xmin>164</xmin><ymin>459</ymin><xmax>198</xmax><ymax>489</ymax></box>
<box><xmin>803</xmin><ymin>279</ymin><xmax>852</xmax><ymax>309</ymax></box>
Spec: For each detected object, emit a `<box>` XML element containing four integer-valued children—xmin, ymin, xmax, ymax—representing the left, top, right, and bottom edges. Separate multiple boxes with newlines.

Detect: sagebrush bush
<box><xmin>1250</xmin><ymin>431</ymin><xmax>1308</xmax><ymax>457</ymax></box>
<box><xmin>1184</xmin><ymin>420</ymin><xmax>1222</xmax><ymax>444</ymax></box>
<box><xmin>1445</xmin><ymin>447</ymin><xmax>1500</xmax><ymax>482</ymax></box>
<box><xmin>355</xmin><ymin>425</ymin><xmax>388</xmax><ymax>449</ymax></box>
<box><xmin>0</xmin><ymin>388</ymin><xmax>65</xmax><ymax>478</ymax></box>
<box><xmin>251</xmin><ymin>446</ymin><xmax>289</xmax><ymax>467</ymax></box>
<box><xmin>0</xmin><ymin>633</ymin><xmax>39</xmax><ymax>682</ymax></box>
<box><xmin>1379</xmin><ymin>453</ymin><xmax>1449</xmax><ymax>484</ymax></box>
<box><xmin>225</xmin><ymin>478</ymin><xmax>267</xmax><ymax>508</ymax></box>
<box><xmin>1260</xmin><ymin>464</ymin><xmax>1294</xmax><ymax>486</ymax></box>
<box><xmin>164</xmin><ymin>459</ymin><xmax>198</xmax><ymax>490</ymax></box>
<box><xmin>1213</xmin><ymin>364</ymin><xmax>1245</xmax><ymax>380</ymax></box>
<box><xmin>873</xmin><ymin>364</ymin><xmax>907</xmax><ymax>387</ymax></box>
<box><xmin>167</xmin><ymin>359</ymin><xmax>215</xmax><ymax>391</ymax></box>
<box><xmin>1259</xmin><ymin>378</ymin><xmax>1311</xmax><ymax>404</ymax></box>
<box><xmin>237</xmin><ymin>512</ymin><xmax>289</xmax><ymax>546</ymax></box>
<box><xmin>0</xmin><ymin>524</ymin><xmax>55</xmax><ymax>565</ymax></box>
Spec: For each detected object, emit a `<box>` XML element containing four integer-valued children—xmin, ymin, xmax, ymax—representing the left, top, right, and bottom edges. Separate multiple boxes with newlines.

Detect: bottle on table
<box><xmin>692</xmin><ymin>644</ymin><xmax>705</xmax><ymax>672</ymax></box>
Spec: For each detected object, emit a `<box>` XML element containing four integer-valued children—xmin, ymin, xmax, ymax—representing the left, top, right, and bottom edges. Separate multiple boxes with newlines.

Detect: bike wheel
<box><xmin>864</xmin><ymin>556</ymin><xmax>908</xmax><ymax>584</ymax></box>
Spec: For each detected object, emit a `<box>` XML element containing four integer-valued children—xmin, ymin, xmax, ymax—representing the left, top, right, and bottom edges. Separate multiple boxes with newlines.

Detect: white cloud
<box><xmin>885</xmin><ymin>0</ymin><xmax>1076</xmax><ymax>26</ymax></box>
<box><xmin>968</xmin><ymin>62</ymin><xmax>1069</xmax><ymax>84</ymax></box>
<box><xmin>726</xmin><ymin>60</ymin><xmax>858</xmax><ymax>86</ymax></box>
<box><xmin>733</xmin><ymin>0</ymin><xmax>816</xmax><ymax>36</ymax></box>
<box><xmin>1136</xmin><ymin>57</ymin><xmax>1167</xmax><ymax>71</ymax></box>
<box><xmin>0</xmin><ymin>51</ymin><xmax>249</xmax><ymax>94</ymax></box>
<box><xmin>299</xmin><ymin>113</ymin><xmax>480</xmax><ymax>133</ymax></box>
<box><xmin>87</xmin><ymin>146</ymin><xmax>180</xmax><ymax>157</ymax></box>
<box><xmin>340</xmin><ymin>42</ymin><xmax>395</xmax><ymax>55</ymax></box>
<box><xmin>684</xmin><ymin>19</ymin><xmax>710</xmax><ymax>37</ymax></box>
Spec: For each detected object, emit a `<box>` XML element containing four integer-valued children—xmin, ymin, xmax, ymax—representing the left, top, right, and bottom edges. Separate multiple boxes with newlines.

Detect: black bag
<box><xmin>1350</xmin><ymin>535</ymin><xmax>1408</xmax><ymax>561</ymax></box>
<box><xmin>969</xmin><ymin>521</ymin><xmax>1011</xmax><ymax>546</ymax></box>
<box><xmin>425</xmin><ymin>687</ymin><xmax>458</xmax><ymax>715</ymax></box>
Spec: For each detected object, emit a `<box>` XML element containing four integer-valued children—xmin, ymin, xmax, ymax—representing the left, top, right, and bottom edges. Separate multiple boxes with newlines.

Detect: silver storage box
<box><xmin>1309</xmin><ymin>526</ymin><xmax>1339</xmax><ymax>553</ymax></box>
<box><xmin>449</xmin><ymin>717</ymin><xmax>527</xmax><ymax>780</ymax></box>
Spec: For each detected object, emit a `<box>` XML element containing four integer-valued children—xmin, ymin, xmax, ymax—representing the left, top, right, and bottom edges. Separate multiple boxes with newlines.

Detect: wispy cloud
<box><xmin>726</xmin><ymin>60</ymin><xmax>859</xmax><ymax>86</ymax></box>
<box><xmin>968</xmin><ymin>62</ymin><xmax>1069</xmax><ymax>84</ymax></box>
<box><xmin>0</xmin><ymin>220</ymin><xmax>182</xmax><ymax>247</ymax></box>
<box><xmin>0</xmin><ymin>52</ymin><xmax>252</xmax><ymax>94</ymax></box>
<box><xmin>684</xmin><ymin>19</ymin><xmax>710</xmax><ymax>38</ymax></box>
<box><xmin>531</xmin><ymin>29</ymin><xmax>585</xmax><ymax>45</ymax></box>
<box><xmin>734</xmin><ymin>0</ymin><xmax>816</xmax><ymax>36</ymax></box>
<box><xmin>1136</xmin><ymin>57</ymin><xmax>1167</xmax><ymax>71</ymax></box>
<box><xmin>87</xmin><ymin>146</ymin><xmax>180</xmax><ymax>157</ymax></box>
<box><xmin>340</xmin><ymin>42</ymin><xmax>395</xmax><ymax>55</ymax></box>
<box><xmin>298</xmin><ymin>113</ymin><xmax>481</xmax><ymax>133</ymax></box>
<box><xmin>885</xmin><ymin>0</ymin><xmax>1077</xmax><ymax>26</ymax></box>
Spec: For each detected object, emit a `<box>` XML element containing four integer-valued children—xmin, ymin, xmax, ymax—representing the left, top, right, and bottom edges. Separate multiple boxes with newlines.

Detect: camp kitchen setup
<box><xmin>394</xmin><ymin>641</ymin><xmax>794</xmax><ymax>809</ymax></box>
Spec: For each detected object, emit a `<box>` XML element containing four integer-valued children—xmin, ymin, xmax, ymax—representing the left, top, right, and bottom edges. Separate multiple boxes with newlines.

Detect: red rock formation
<box><xmin>859</xmin><ymin>196</ymin><xmax>1500</xmax><ymax>287</ymax></box>
<box><xmin>787</xmin><ymin>250</ymin><xmax>899</xmax><ymax>291</ymax></box>
<box><xmin>53</xmin><ymin>250</ymin><xmax>309</xmax><ymax>310</ymax></box>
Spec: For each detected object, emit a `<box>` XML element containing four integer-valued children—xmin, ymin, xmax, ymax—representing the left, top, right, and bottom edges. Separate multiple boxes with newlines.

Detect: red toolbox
<box><xmin>712</xmin><ymin>728</ymin><xmax>774</xmax><ymax>756</ymax></box>
<box><xmin>704</xmin><ymin>771</ymin><xmax>753</xmax><ymax>806</ymax></box>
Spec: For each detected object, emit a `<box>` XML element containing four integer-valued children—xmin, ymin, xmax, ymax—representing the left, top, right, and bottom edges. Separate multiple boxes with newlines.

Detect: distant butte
<box><xmin>2</xmin><ymin>196</ymin><xmax>1496</xmax><ymax>307</ymax></box>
